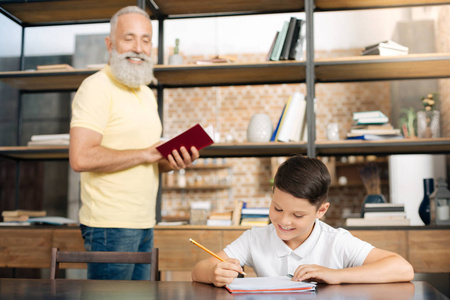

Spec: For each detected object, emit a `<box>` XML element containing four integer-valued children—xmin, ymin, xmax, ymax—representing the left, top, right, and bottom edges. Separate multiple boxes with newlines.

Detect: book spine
<box><xmin>270</xmin><ymin>21</ymin><xmax>289</xmax><ymax>61</ymax></box>
<box><xmin>279</xmin><ymin>17</ymin><xmax>297</xmax><ymax>60</ymax></box>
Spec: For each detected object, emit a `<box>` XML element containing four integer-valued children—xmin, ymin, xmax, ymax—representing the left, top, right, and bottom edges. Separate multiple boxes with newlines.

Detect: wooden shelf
<box><xmin>315</xmin><ymin>0</ymin><xmax>450</xmax><ymax>11</ymax></box>
<box><xmin>2</xmin><ymin>0</ymin><xmax>449</xmax><ymax>26</ymax></box>
<box><xmin>163</xmin><ymin>185</ymin><xmax>232</xmax><ymax>191</ymax></box>
<box><xmin>2</xmin><ymin>54</ymin><xmax>450</xmax><ymax>91</ymax></box>
<box><xmin>316</xmin><ymin>138</ymin><xmax>450</xmax><ymax>156</ymax></box>
<box><xmin>1</xmin><ymin>139</ymin><xmax>449</xmax><ymax>160</ymax></box>
<box><xmin>315</xmin><ymin>53</ymin><xmax>450</xmax><ymax>82</ymax></box>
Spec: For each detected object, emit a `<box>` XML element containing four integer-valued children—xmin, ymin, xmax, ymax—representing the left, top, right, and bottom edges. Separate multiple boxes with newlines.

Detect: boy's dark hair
<box><xmin>274</xmin><ymin>155</ymin><xmax>331</xmax><ymax>207</ymax></box>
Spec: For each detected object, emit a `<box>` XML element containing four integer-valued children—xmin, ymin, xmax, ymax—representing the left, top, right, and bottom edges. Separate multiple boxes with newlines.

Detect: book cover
<box><xmin>288</xmin><ymin>19</ymin><xmax>305</xmax><ymax>60</ymax></box>
<box><xmin>241</xmin><ymin>207</ymin><xmax>269</xmax><ymax>215</ymax></box>
<box><xmin>270</xmin><ymin>104</ymin><xmax>286</xmax><ymax>142</ymax></box>
<box><xmin>2</xmin><ymin>210</ymin><xmax>47</xmax><ymax>217</ymax></box>
<box><xmin>279</xmin><ymin>17</ymin><xmax>298</xmax><ymax>60</ymax></box>
<box><xmin>349</xmin><ymin>128</ymin><xmax>401</xmax><ymax>135</ymax></box>
<box><xmin>364</xmin><ymin>40</ymin><xmax>408</xmax><ymax>52</ymax></box>
<box><xmin>266</xmin><ymin>31</ymin><xmax>279</xmax><ymax>61</ymax></box>
<box><xmin>232</xmin><ymin>201</ymin><xmax>244</xmax><ymax>226</ymax></box>
<box><xmin>156</xmin><ymin>124</ymin><xmax>214</xmax><ymax>158</ymax></box>
<box><xmin>290</xmin><ymin>93</ymin><xmax>306</xmax><ymax>142</ymax></box>
<box><xmin>352</xmin><ymin>110</ymin><xmax>386</xmax><ymax>120</ymax></box>
<box><xmin>275</xmin><ymin>96</ymin><xmax>292</xmax><ymax>141</ymax></box>
<box><xmin>355</xmin><ymin>116</ymin><xmax>389</xmax><ymax>125</ymax></box>
<box><xmin>277</xmin><ymin>92</ymin><xmax>303</xmax><ymax>142</ymax></box>
<box><xmin>270</xmin><ymin>21</ymin><xmax>289</xmax><ymax>61</ymax></box>
<box><xmin>225</xmin><ymin>276</ymin><xmax>316</xmax><ymax>294</ymax></box>
<box><xmin>346</xmin><ymin>134</ymin><xmax>403</xmax><ymax>140</ymax></box>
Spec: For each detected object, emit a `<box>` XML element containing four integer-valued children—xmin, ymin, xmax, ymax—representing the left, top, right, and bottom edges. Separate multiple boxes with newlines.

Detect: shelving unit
<box><xmin>0</xmin><ymin>1</ymin><xmax>449</xmax><ymax>209</ymax></box>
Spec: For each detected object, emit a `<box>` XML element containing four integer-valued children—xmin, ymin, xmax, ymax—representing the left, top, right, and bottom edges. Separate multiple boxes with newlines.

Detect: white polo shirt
<box><xmin>224</xmin><ymin>220</ymin><xmax>374</xmax><ymax>277</ymax></box>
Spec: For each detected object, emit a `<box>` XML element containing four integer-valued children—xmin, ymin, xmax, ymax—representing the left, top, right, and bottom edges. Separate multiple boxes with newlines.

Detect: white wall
<box><xmin>0</xmin><ymin>6</ymin><xmax>439</xmax><ymax>58</ymax></box>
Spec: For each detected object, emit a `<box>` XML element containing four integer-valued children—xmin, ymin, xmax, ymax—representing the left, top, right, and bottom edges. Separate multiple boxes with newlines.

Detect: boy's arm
<box><xmin>293</xmin><ymin>248</ymin><xmax>414</xmax><ymax>284</ymax></box>
<box><xmin>191</xmin><ymin>250</ymin><xmax>243</xmax><ymax>287</ymax></box>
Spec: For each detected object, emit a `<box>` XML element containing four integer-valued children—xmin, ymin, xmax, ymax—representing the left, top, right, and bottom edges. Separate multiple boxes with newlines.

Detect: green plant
<box><xmin>398</xmin><ymin>107</ymin><xmax>416</xmax><ymax>138</ymax></box>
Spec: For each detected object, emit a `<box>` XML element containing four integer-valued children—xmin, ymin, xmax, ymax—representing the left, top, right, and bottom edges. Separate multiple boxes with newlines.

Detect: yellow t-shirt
<box><xmin>71</xmin><ymin>65</ymin><xmax>162</xmax><ymax>228</ymax></box>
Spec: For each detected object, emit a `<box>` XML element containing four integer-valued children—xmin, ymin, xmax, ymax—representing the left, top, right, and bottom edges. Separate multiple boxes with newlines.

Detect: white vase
<box><xmin>168</xmin><ymin>54</ymin><xmax>183</xmax><ymax>65</ymax></box>
<box><xmin>247</xmin><ymin>114</ymin><xmax>273</xmax><ymax>142</ymax></box>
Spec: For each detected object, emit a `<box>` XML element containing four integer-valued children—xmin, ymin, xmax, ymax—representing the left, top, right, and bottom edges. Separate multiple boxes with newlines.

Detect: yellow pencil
<box><xmin>189</xmin><ymin>238</ymin><xmax>247</xmax><ymax>276</ymax></box>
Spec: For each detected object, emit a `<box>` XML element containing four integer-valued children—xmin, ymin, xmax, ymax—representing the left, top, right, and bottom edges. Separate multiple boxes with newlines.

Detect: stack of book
<box><xmin>207</xmin><ymin>211</ymin><xmax>233</xmax><ymax>226</ymax></box>
<box><xmin>267</xmin><ymin>17</ymin><xmax>306</xmax><ymax>61</ymax></box>
<box><xmin>2</xmin><ymin>210</ymin><xmax>46</xmax><ymax>222</ymax></box>
<box><xmin>271</xmin><ymin>92</ymin><xmax>307</xmax><ymax>142</ymax></box>
<box><xmin>346</xmin><ymin>203</ymin><xmax>410</xmax><ymax>226</ymax></box>
<box><xmin>347</xmin><ymin>111</ymin><xmax>403</xmax><ymax>140</ymax></box>
<box><xmin>361</xmin><ymin>40</ymin><xmax>408</xmax><ymax>56</ymax></box>
<box><xmin>27</xmin><ymin>133</ymin><xmax>70</xmax><ymax>146</ymax></box>
<box><xmin>240</xmin><ymin>207</ymin><xmax>270</xmax><ymax>227</ymax></box>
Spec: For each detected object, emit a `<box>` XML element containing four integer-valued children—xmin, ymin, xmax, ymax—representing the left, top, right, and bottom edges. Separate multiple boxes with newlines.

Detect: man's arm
<box><xmin>70</xmin><ymin>127</ymin><xmax>200</xmax><ymax>173</ymax></box>
<box><xmin>69</xmin><ymin>127</ymin><xmax>162</xmax><ymax>173</ymax></box>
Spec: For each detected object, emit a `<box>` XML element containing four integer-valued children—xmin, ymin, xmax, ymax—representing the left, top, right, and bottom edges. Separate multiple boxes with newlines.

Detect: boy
<box><xmin>192</xmin><ymin>155</ymin><xmax>414</xmax><ymax>287</ymax></box>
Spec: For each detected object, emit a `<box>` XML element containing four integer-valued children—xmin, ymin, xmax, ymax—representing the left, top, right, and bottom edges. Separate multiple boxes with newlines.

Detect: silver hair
<box><xmin>110</xmin><ymin>6</ymin><xmax>150</xmax><ymax>42</ymax></box>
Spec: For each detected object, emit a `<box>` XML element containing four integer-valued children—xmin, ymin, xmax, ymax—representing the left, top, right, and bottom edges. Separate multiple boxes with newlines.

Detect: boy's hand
<box><xmin>210</xmin><ymin>258</ymin><xmax>243</xmax><ymax>287</ymax></box>
<box><xmin>292</xmin><ymin>264</ymin><xmax>341</xmax><ymax>284</ymax></box>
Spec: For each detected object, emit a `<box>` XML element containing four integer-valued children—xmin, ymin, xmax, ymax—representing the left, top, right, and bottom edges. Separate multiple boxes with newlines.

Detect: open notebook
<box><xmin>225</xmin><ymin>276</ymin><xmax>316</xmax><ymax>294</ymax></box>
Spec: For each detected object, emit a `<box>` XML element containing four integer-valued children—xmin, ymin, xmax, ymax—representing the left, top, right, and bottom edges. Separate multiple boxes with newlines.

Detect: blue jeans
<box><xmin>80</xmin><ymin>225</ymin><xmax>154</xmax><ymax>280</ymax></box>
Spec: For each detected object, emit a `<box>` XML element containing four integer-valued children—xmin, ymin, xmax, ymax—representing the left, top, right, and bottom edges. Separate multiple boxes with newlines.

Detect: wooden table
<box><xmin>0</xmin><ymin>279</ymin><xmax>446</xmax><ymax>300</ymax></box>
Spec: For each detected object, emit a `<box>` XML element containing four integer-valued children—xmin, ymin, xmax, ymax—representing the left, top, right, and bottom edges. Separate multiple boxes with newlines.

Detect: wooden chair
<box><xmin>50</xmin><ymin>247</ymin><xmax>160</xmax><ymax>281</ymax></box>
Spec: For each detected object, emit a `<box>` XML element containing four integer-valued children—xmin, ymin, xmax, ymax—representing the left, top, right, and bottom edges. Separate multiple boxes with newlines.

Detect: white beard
<box><xmin>109</xmin><ymin>49</ymin><xmax>155</xmax><ymax>88</ymax></box>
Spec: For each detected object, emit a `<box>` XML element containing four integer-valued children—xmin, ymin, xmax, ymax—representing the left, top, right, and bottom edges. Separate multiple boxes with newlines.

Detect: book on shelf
<box><xmin>30</xmin><ymin>133</ymin><xmax>70</xmax><ymax>141</ymax></box>
<box><xmin>28</xmin><ymin>133</ymin><xmax>70</xmax><ymax>146</ymax></box>
<box><xmin>194</xmin><ymin>56</ymin><xmax>235</xmax><ymax>65</ymax></box>
<box><xmin>279</xmin><ymin>17</ymin><xmax>298</xmax><ymax>60</ymax></box>
<box><xmin>352</xmin><ymin>110</ymin><xmax>387</xmax><ymax>121</ymax></box>
<box><xmin>241</xmin><ymin>207</ymin><xmax>269</xmax><ymax>215</ymax></box>
<box><xmin>225</xmin><ymin>276</ymin><xmax>316</xmax><ymax>294</ymax></box>
<box><xmin>351</xmin><ymin>123</ymin><xmax>393</xmax><ymax>130</ymax></box>
<box><xmin>363</xmin><ymin>203</ymin><xmax>405</xmax><ymax>212</ymax></box>
<box><xmin>27</xmin><ymin>139</ymin><xmax>70</xmax><ymax>146</ymax></box>
<box><xmin>3</xmin><ymin>215</ymin><xmax>29</xmax><ymax>222</ymax></box>
<box><xmin>270</xmin><ymin>104</ymin><xmax>286</xmax><ymax>142</ymax></box>
<box><xmin>2</xmin><ymin>210</ymin><xmax>47</xmax><ymax>217</ymax></box>
<box><xmin>289</xmin><ymin>93</ymin><xmax>307</xmax><ymax>142</ymax></box>
<box><xmin>346</xmin><ymin>134</ymin><xmax>404</xmax><ymax>140</ymax></box>
<box><xmin>266</xmin><ymin>31</ymin><xmax>279</xmax><ymax>61</ymax></box>
<box><xmin>349</xmin><ymin>128</ymin><xmax>401</xmax><ymax>135</ymax></box>
<box><xmin>270</xmin><ymin>20</ymin><xmax>289</xmax><ymax>61</ymax></box>
<box><xmin>345</xmin><ymin>217</ymin><xmax>410</xmax><ymax>226</ymax></box>
<box><xmin>363</xmin><ymin>211</ymin><xmax>407</xmax><ymax>219</ymax></box>
<box><xmin>232</xmin><ymin>201</ymin><xmax>244</xmax><ymax>226</ymax></box>
<box><xmin>274</xmin><ymin>95</ymin><xmax>293</xmax><ymax>141</ymax></box>
<box><xmin>362</xmin><ymin>47</ymin><xmax>408</xmax><ymax>56</ymax></box>
<box><xmin>27</xmin><ymin>216</ymin><xmax>78</xmax><ymax>226</ymax></box>
<box><xmin>240</xmin><ymin>217</ymin><xmax>270</xmax><ymax>227</ymax></box>
<box><xmin>156</xmin><ymin>124</ymin><xmax>214</xmax><ymax>158</ymax></box>
<box><xmin>277</xmin><ymin>92</ymin><xmax>304</xmax><ymax>142</ymax></box>
<box><xmin>362</xmin><ymin>40</ymin><xmax>408</xmax><ymax>56</ymax></box>
<box><xmin>36</xmin><ymin>64</ymin><xmax>74</xmax><ymax>71</ymax></box>
<box><xmin>288</xmin><ymin>19</ymin><xmax>306</xmax><ymax>61</ymax></box>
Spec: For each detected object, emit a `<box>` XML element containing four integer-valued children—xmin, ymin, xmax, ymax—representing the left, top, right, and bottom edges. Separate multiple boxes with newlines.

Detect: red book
<box><xmin>156</xmin><ymin>124</ymin><xmax>214</xmax><ymax>158</ymax></box>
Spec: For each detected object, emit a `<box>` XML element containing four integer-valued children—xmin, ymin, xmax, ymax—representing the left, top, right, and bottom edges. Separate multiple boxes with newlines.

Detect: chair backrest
<box><xmin>50</xmin><ymin>247</ymin><xmax>159</xmax><ymax>281</ymax></box>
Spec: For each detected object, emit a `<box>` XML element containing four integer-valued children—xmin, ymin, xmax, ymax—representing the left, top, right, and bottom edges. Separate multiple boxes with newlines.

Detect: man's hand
<box><xmin>159</xmin><ymin>146</ymin><xmax>200</xmax><ymax>172</ymax></box>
